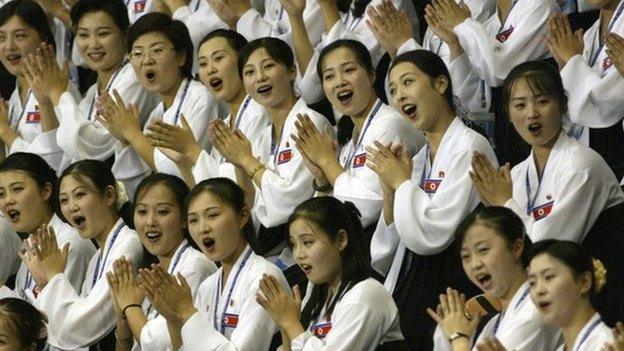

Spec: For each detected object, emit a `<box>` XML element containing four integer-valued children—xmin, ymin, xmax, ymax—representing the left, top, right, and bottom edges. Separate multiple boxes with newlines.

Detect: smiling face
<box><xmin>198</xmin><ymin>37</ymin><xmax>243</xmax><ymax>102</ymax></box>
<box><xmin>528</xmin><ymin>253</ymin><xmax>591</xmax><ymax>326</ymax></box>
<box><xmin>0</xmin><ymin>16</ymin><xmax>43</xmax><ymax>77</ymax></box>
<box><xmin>289</xmin><ymin>218</ymin><xmax>345</xmax><ymax>287</ymax></box>
<box><xmin>388</xmin><ymin>61</ymin><xmax>450</xmax><ymax>132</ymax></box>
<box><xmin>321</xmin><ymin>47</ymin><xmax>375</xmax><ymax>118</ymax></box>
<box><xmin>129</xmin><ymin>31</ymin><xmax>185</xmax><ymax>95</ymax></box>
<box><xmin>58</xmin><ymin>174</ymin><xmax>116</xmax><ymax>240</ymax></box>
<box><xmin>508</xmin><ymin>77</ymin><xmax>562</xmax><ymax>149</ymax></box>
<box><xmin>242</xmin><ymin>47</ymin><xmax>296</xmax><ymax>109</ymax></box>
<box><xmin>75</xmin><ymin>11</ymin><xmax>126</xmax><ymax>74</ymax></box>
<box><xmin>0</xmin><ymin>171</ymin><xmax>51</xmax><ymax>233</ymax></box>
<box><xmin>134</xmin><ymin>183</ymin><xmax>184</xmax><ymax>258</ymax></box>
<box><xmin>461</xmin><ymin>223</ymin><xmax>523</xmax><ymax>299</ymax></box>
<box><xmin>187</xmin><ymin>191</ymin><xmax>247</xmax><ymax>263</ymax></box>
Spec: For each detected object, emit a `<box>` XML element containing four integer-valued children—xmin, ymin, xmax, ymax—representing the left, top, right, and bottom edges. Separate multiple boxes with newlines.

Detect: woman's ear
<box><xmin>433</xmin><ymin>75</ymin><xmax>449</xmax><ymax>96</ymax></box>
<box><xmin>104</xmin><ymin>184</ymin><xmax>117</xmax><ymax>207</ymax></box>
<box><xmin>239</xmin><ymin>206</ymin><xmax>251</xmax><ymax>230</ymax></box>
<box><xmin>288</xmin><ymin>65</ymin><xmax>297</xmax><ymax>83</ymax></box>
<box><xmin>41</xmin><ymin>182</ymin><xmax>53</xmax><ymax>203</ymax></box>
<box><xmin>336</xmin><ymin>229</ymin><xmax>348</xmax><ymax>252</ymax></box>
<box><xmin>512</xmin><ymin>238</ymin><xmax>525</xmax><ymax>261</ymax></box>
<box><xmin>177</xmin><ymin>50</ymin><xmax>187</xmax><ymax>69</ymax></box>
<box><xmin>579</xmin><ymin>271</ymin><xmax>592</xmax><ymax>296</ymax></box>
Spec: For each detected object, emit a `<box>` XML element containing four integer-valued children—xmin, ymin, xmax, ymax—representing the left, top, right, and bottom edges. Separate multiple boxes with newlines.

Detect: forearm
<box><xmin>126</xmin><ymin>131</ymin><xmax>156</xmax><ymax>170</ymax></box>
<box><xmin>177</xmin><ymin>159</ymin><xmax>197</xmax><ymax>188</ymax></box>
<box><xmin>383</xmin><ymin>190</ymin><xmax>395</xmax><ymax>225</ymax></box>
<box><xmin>319</xmin><ymin>159</ymin><xmax>343</xmax><ymax>186</ymax></box>
<box><xmin>448</xmin><ymin>41</ymin><xmax>465</xmax><ymax>61</ymax></box>
<box><xmin>0</xmin><ymin>125</ymin><xmax>17</xmax><ymax>147</ymax></box>
<box><xmin>239</xmin><ymin>155</ymin><xmax>266</xmax><ymax>189</ymax></box>
<box><xmin>38</xmin><ymin>99</ymin><xmax>59</xmax><ymax>133</ymax></box>
<box><xmin>289</xmin><ymin>14</ymin><xmax>315</xmax><ymax>73</ymax></box>
<box><xmin>124</xmin><ymin>308</ymin><xmax>148</xmax><ymax>344</ymax></box>
<box><xmin>234</xmin><ymin>165</ymin><xmax>257</xmax><ymax>209</ymax></box>
<box><xmin>319</xmin><ymin>1</ymin><xmax>341</xmax><ymax>33</ymax></box>
<box><xmin>114</xmin><ymin>319</ymin><xmax>134</xmax><ymax>351</ymax></box>
<box><xmin>167</xmin><ymin>320</ymin><xmax>183</xmax><ymax>351</ymax></box>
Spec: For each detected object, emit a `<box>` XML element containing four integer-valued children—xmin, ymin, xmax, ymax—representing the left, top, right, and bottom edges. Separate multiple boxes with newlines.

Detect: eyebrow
<box><xmin>132</xmin><ymin>41</ymin><xmax>166</xmax><ymax>49</ymax></box>
<box><xmin>136</xmin><ymin>201</ymin><xmax>174</xmax><ymax>206</ymax></box>
<box><xmin>323</xmin><ymin>60</ymin><xmax>357</xmax><ymax>73</ymax></box>
<box><xmin>188</xmin><ymin>206</ymin><xmax>220</xmax><ymax>215</ymax></box>
<box><xmin>76</xmin><ymin>26</ymin><xmax>114</xmax><ymax>31</ymax></box>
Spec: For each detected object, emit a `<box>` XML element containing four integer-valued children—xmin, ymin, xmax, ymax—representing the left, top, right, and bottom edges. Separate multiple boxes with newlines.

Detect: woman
<box><xmin>97</xmin><ymin>12</ymin><xmax>225</xmax><ymax>196</ymax></box>
<box><xmin>35</xmin><ymin>0</ymin><xmax>159</xmax><ymax>178</ymax></box>
<box><xmin>428</xmin><ymin>206</ymin><xmax>561</xmax><ymax>351</ymax></box>
<box><xmin>0</xmin><ymin>0</ymin><xmax>80</xmax><ymax>170</ymax></box>
<box><xmin>212</xmin><ymin>37</ymin><xmax>331</xmax><ymax>273</ymax></box>
<box><xmin>147</xmin><ymin>29</ymin><xmax>269</xmax><ymax>186</ymax></box>
<box><xmin>0</xmin><ymin>153</ymin><xmax>95</xmax><ymax>304</ymax></box>
<box><xmin>28</xmin><ymin>160</ymin><xmax>144</xmax><ymax>350</ymax></box>
<box><xmin>0</xmin><ymin>298</ymin><xmax>48</xmax><ymax>351</ymax></box>
<box><xmin>294</xmin><ymin>39</ymin><xmax>423</xmax><ymax>229</ymax></box>
<box><xmin>137</xmin><ymin>178</ymin><xmax>289</xmax><ymax>350</ymax></box>
<box><xmin>368</xmin><ymin>49</ymin><xmax>497</xmax><ymax>349</ymax></box>
<box><xmin>258</xmin><ymin>196</ymin><xmax>404</xmax><ymax>350</ymax></box>
<box><xmin>107</xmin><ymin>173</ymin><xmax>217</xmax><ymax>350</ymax></box>
<box><xmin>547</xmin><ymin>0</ymin><xmax>624</xmax><ymax>180</ymax></box>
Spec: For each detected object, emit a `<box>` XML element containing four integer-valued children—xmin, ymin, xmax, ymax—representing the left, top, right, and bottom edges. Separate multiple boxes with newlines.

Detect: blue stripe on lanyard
<box><xmin>493</xmin><ymin>285</ymin><xmax>530</xmax><ymax>336</ymax></box>
<box><xmin>194</xmin><ymin>0</ymin><xmax>201</xmax><ymax>11</ymax></box>
<box><xmin>589</xmin><ymin>0</ymin><xmax>624</xmax><ymax>67</ymax></box>
<box><xmin>126</xmin><ymin>0</ymin><xmax>131</xmax><ymax>5</ymax></box>
<box><xmin>344</xmin><ymin>10</ymin><xmax>364</xmax><ymax>31</ymax></box>
<box><xmin>87</xmin><ymin>61</ymin><xmax>128</xmax><ymax>121</ymax></box>
<box><xmin>146</xmin><ymin>241</ymin><xmax>191</xmax><ymax>317</ymax></box>
<box><xmin>419</xmin><ymin>144</ymin><xmax>433</xmax><ymax>189</ymax></box>
<box><xmin>11</xmin><ymin>91</ymin><xmax>32</xmax><ymax>130</ymax></box>
<box><xmin>497</xmin><ymin>0</ymin><xmax>520</xmax><ymax>35</ymax></box>
<box><xmin>480</xmin><ymin>80</ymin><xmax>487</xmax><ymax>109</ymax></box>
<box><xmin>525</xmin><ymin>167</ymin><xmax>543</xmax><ymax>215</ymax></box>
<box><xmin>91</xmin><ymin>222</ymin><xmax>125</xmax><ymax>287</ymax></box>
<box><xmin>278</xmin><ymin>6</ymin><xmax>285</xmax><ymax>21</ymax></box>
<box><xmin>435</xmin><ymin>39</ymin><xmax>444</xmax><ymax>56</ymax></box>
<box><xmin>173</xmin><ymin>79</ymin><xmax>192</xmax><ymax>125</ymax></box>
<box><xmin>271</xmin><ymin>118</ymin><xmax>288</xmax><ymax>165</ymax></box>
<box><xmin>346</xmin><ymin>100</ymin><xmax>382</xmax><ymax>169</ymax></box>
<box><xmin>213</xmin><ymin>248</ymin><xmax>253</xmax><ymax>334</ymax></box>
<box><xmin>574</xmin><ymin>317</ymin><xmax>603</xmax><ymax>351</ymax></box>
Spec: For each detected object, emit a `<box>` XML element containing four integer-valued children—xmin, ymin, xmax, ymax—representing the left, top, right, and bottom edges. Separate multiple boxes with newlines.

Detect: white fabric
<box><xmin>504</xmin><ymin>133</ymin><xmax>624</xmax><ymax>243</ymax></box>
<box><xmin>555</xmin><ymin>313</ymin><xmax>612</xmax><ymax>351</ymax></box>
<box><xmin>0</xmin><ymin>214</ymin><xmax>23</xmax><ymax>284</ymax></box>
<box><xmin>180</xmin><ymin>246</ymin><xmax>288</xmax><ymax>351</ymax></box>
<box><xmin>333</xmin><ymin>100</ymin><xmax>425</xmax><ymax>228</ymax></box>
<box><xmin>35</xmin><ymin>219</ymin><xmax>143</xmax><ymax>350</ymax></box>
<box><xmin>290</xmin><ymin>278</ymin><xmax>403</xmax><ymax>350</ymax></box>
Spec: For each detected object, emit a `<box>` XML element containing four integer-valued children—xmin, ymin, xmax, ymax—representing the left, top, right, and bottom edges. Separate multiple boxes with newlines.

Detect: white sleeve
<box><xmin>561</xmin><ymin>55</ymin><xmax>624</xmax><ymax>128</ymax></box>
<box><xmin>453</xmin><ymin>2</ymin><xmax>554</xmax><ymax>87</ymax></box>
<box><xmin>393</xmin><ymin>149</ymin><xmax>495</xmax><ymax>255</ymax></box>
<box><xmin>112</xmin><ymin>141</ymin><xmax>151</xmax><ymax>193</ymax></box>
<box><xmin>9</xmin><ymin>130</ymin><xmax>63</xmax><ymax>171</ymax></box>
<box><xmin>60</xmin><ymin>234</ymin><xmax>96</xmax><ymax>297</ymax></box>
<box><xmin>397</xmin><ymin>38</ymin><xmax>423</xmax><ymax>55</ymax></box>
<box><xmin>370</xmin><ymin>213</ymin><xmax>400</xmax><ymax>276</ymax></box>
<box><xmin>0</xmin><ymin>224</ymin><xmax>21</xmax><ymax>284</ymax></box>
<box><xmin>448</xmin><ymin>53</ymin><xmax>488</xmax><ymax>111</ymax></box>
<box><xmin>173</xmin><ymin>3</ymin><xmax>228</xmax><ymax>50</ymax></box>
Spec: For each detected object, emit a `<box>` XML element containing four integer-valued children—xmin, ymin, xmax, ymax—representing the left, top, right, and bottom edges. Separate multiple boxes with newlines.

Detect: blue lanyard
<box><xmin>524</xmin><ymin>165</ymin><xmax>543</xmax><ymax>215</ymax></box>
<box><xmin>213</xmin><ymin>248</ymin><xmax>252</xmax><ymax>334</ymax></box>
<box><xmin>194</xmin><ymin>0</ymin><xmax>201</xmax><ymax>11</ymax></box>
<box><xmin>497</xmin><ymin>0</ymin><xmax>520</xmax><ymax>34</ymax></box>
<box><xmin>172</xmin><ymin>79</ymin><xmax>191</xmax><ymax>125</ymax></box>
<box><xmin>480</xmin><ymin>80</ymin><xmax>487</xmax><ymax>108</ymax></box>
<box><xmin>346</xmin><ymin>100</ymin><xmax>382</xmax><ymax>169</ymax></box>
<box><xmin>87</xmin><ymin>61</ymin><xmax>127</xmax><ymax>121</ymax></box>
<box><xmin>91</xmin><ymin>222</ymin><xmax>125</xmax><ymax>287</ymax></box>
<box><xmin>278</xmin><ymin>6</ymin><xmax>285</xmax><ymax>21</ymax></box>
<box><xmin>10</xmin><ymin>91</ymin><xmax>32</xmax><ymax>129</ymax></box>
<box><xmin>573</xmin><ymin>317</ymin><xmax>602</xmax><ymax>351</ymax></box>
<box><xmin>271</xmin><ymin>118</ymin><xmax>288</xmax><ymax>165</ymax></box>
<box><xmin>589</xmin><ymin>0</ymin><xmax>624</xmax><ymax>67</ymax></box>
<box><xmin>344</xmin><ymin>10</ymin><xmax>364</xmax><ymax>31</ymax></box>
<box><xmin>492</xmin><ymin>286</ymin><xmax>530</xmax><ymax>335</ymax></box>
<box><xmin>146</xmin><ymin>241</ymin><xmax>191</xmax><ymax>317</ymax></box>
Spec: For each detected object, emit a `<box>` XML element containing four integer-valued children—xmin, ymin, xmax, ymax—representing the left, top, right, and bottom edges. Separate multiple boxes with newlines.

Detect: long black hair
<box><xmin>0</xmin><ymin>298</ymin><xmax>48</xmax><ymax>351</ymax></box>
<box><xmin>0</xmin><ymin>0</ymin><xmax>56</xmax><ymax>48</ymax></box>
<box><xmin>288</xmin><ymin>197</ymin><xmax>371</xmax><ymax>328</ymax></box>
<box><xmin>70</xmin><ymin>0</ymin><xmax>130</xmax><ymax>34</ymax></box>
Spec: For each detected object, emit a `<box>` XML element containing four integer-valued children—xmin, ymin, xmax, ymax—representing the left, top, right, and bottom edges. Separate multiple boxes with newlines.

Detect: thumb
<box><xmin>177</xmin><ymin>272</ymin><xmax>190</xmax><ymax>289</ymax></box>
<box><xmin>61</xmin><ymin>243</ymin><xmax>70</xmax><ymax>260</ymax></box>
<box><xmin>62</xmin><ymin>60</ymin><xmax>70</xmax><ymax>76</ymax></box>
<box><xmin>575</xmin><ymin>29</ymin><xmax>584</xmax><ymax>43</ymax></box>
<box><xmin>293</xmin><ymin>284</ymin><xmax>302</xmax><ymax>303</ymax></box>
<box><xmin>180</xmin><ymin>114</ymin><xmax>191</xmax><ymax>130</ymax></box>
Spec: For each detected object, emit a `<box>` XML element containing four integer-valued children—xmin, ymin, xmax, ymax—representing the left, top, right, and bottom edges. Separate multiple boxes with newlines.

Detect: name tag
<box><xmin>352</xmin><ymin>153</ymin><xmax>366</xmax><ymax>168</ymax></box>
<box><xmin>26</xmin><ymin>111</ymin><xmax>40</xmax><ymax>123</ymax></box>
<box><xmin>134</xmin><ymin>0</ymin><xmax>147</xmax><ymax>13</ymax></box>
<box><xmin>313</xmin><ymin>322</ymin><xmax>332</xmax><ymax>339</ymax></box>
<box><xmin>423</xmin><ymin>179</ymin><xmax>442</xmax><ymax>193</ymax></box>
<box><xmin>532</xmin><ymin>201</ymin><xmax>554</xmax><ymax>221</ymax></box>
<box><xmin>277</xmin><ymin>149</ymin><xmax>293</xmax><ymax>165</ymax></box>
<box><xmin>222</xmin><ymin>313</ymin><xmax>239</xmax><ymax>329</ymax></box>
<box><xmin>496</xmin><ymin>27</ymin><xmax>514</xmax><ymax>43</ymax></box>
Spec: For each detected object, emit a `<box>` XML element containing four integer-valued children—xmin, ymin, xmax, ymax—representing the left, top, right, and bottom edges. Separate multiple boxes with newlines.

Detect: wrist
<box><xmin>282</xmin><ymin>319</ymin><xmax>305</xmax><ymax>340</ymax></box>
<box><xmin>187</xmin><ymin>143</ymin><xmax>202</xmax><ymax>163</ymax></box>
<box><xmin>179</xmin><ymin>305</ymin><xmax>198</xmax><ymax>324</ymax></box>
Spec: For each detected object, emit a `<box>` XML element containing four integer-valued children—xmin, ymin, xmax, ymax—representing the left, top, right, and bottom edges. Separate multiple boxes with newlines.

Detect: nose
<box><xmin>293</xmin><ymin>243</ymin><xmax>305</xmax><ymax>261</ymax></box>
<box><xmin>527</xmin><ymin>100</ymin><xmax>541</xmax><ymax>119</ymax></box>
<box><xmin>533</xmin><ymin>278</ymin><xmax>547</xmax><ymax>296</ymax></box>
<box><xmin>469</xmin><ymin>255</ymin><xmax>484</xmax><ymax>271</ymax></box>
<box><xmin>146</xmin><ymin>210</ymin><xmax>157</xmax><ymax>226</ymax></box>
<box><xmin>394</xmin><ymin>86</ymin><xmax>406</xmax><ymax>105</ymax></box>
<box><xmin>334</xmin><ymin>72</ymin><xmax>347</xmax><ymax>88</ymax></box>
<box><xmin>254</xmin><ymin>67</ymin><xmax>268</xmax><ymax>83</ymax></box>
<box><xmin>2</xmin><ymin>35</ymin><xmax>15</xmax><ymax>51</ymax></box>
<box><xmin>88</xmin><ymin>34</ymin><xmax>98</xmax><ymax>49</ymax></box>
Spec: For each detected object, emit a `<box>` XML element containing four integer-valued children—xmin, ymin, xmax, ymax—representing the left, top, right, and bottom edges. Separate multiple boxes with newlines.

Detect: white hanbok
<box><xmin>555</xmin><ymin>313</ymin><xmax>612</xmax><ymax>351</ymax></box>
<box><xmin>0</xmin><ymin>213</ymin><xmax>22</xmax><ymax>284</ymax></box>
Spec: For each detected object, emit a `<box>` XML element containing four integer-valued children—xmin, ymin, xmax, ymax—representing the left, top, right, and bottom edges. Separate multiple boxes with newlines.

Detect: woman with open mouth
<box><xmin>147</xmin><ymin>29</ymin><xmax>269</xmax><ymax>186</ymax></box>
<box><xmin>365</xmin><ymin>49</ymin><xmax>497</xmax><ymax>349</ymax></box>
<box><xmin>429</xmin><ymin>206</ymin><xmax>561</xmax><ymax>351</ymax></box>
<box><xmin>293</xmin><ymin>39</ymin><xmax>424</xmax><ymax>233</ymax></box>
<box><xmin>0</xmin><ymin>153</ymin><xmax>96</xmax><ymax>306</ymax></box>
<box><xmin>470</xmin><ymin>60</ymin><xmax>624</xmax><ymax>323</ymax></box>
<box><xmin>97</xmin><ymin>12</ymin><xmax>225</xmax><ymax>196</ymax></box>
<box><xmin>28</xmin><ymin>160</ymin><xmax>144</xmax><ymax>350</ymax></box>
<box><xmin>107</xmin><ymin>173</ymin><xmax>217</xmax><ymax>350</ymax></box>
<box><xmin>137</xmin><ymin>178</ymin><xmax>289</xmax><ymax>351</ymax></box>
<box><xmin>212</xmin><ymin>37</ymin><xmax>331</xmax><ymax>287</ymax></box>
<box><xmin>34</xmin><ymin>0</ymin><xmax>158</xmax><ymax>188</ymax></box>
<box><xmin>258</xmin><ymin>196</ymin><xmax>405</xmax><ymax>350</ymax></box>
<box><xmin>0</xmin><ymin>0</ymin><xmax>80</xmax><ymax>171</ymax></box>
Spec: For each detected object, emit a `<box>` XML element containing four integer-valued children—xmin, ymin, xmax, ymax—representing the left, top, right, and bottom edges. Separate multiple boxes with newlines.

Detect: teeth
<box><xmin>146</xmin><ymin>232</ymin><xmax>161</xmax><ymax>239</ymax></box>
<box><xmin>210</xmin><ymin>78</ymin><xmax>222</xmax><ymax>87</ymax></box>
<box><xmin>402</xmin><ymin>104</ymin><xmax>416</xmax><ymax>114</ymax></box>
<box><xmin>7</xmin><ymin>210</ymin><xmax>19</xmax><ymax>220</ymax></box>
<box><xmin>337</xmin><ymin>91</ymin><xmax>353</xmax><ymax>102</ymax></box>
<box><xmin>257</xmin><ymin>86</ymin><xmax>271</xmax><ymax>94</ymax></box>
<box><xmin>202</xmin><ymin>238</ymin><xmax>215</xmax><ymax>248</ymax></box>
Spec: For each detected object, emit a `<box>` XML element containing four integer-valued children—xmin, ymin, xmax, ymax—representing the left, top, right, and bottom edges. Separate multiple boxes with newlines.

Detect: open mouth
<box><xmin>337</xmin><ymin>91</ymin><xmax>353</xmax><ymax>103</ymax></box>
<box><xmin>6</xmin><ymin>209</ymin><xmax>20</xmax><ymax>222</ymax></box>
<box><xmin>401</xmin><ymin>104</ymin><xmax>417</xmax><ymax>118</ymax></box>
<box><xmin>145</xmin><ymin>70</ymin><xmax>157</xmax><ymax>83</ymax></box>
<box><xmin>528</xmin><ymin>123</ymin><xmax>541</xmax><ymax>134</ymax></box>
<box><xmin>299</xmin><ymin>263</ymin><xmax>312</xmax><ymax>275</ymax></box>
<box><xmin>202</xmin><ymin>237</ymin><xmax>215</xmax><ymax>250</ymax></box>
<box><xmin>145</xmin><ymin>231</ymin><xmax>162</xmax><ymax>243</ymax></box>
<box><xmin>6</xmin><ymin>53</ymin><xmax>21</xmax><ymax>65</ymax></box>
<box><xmin>88</xmin><ymin>52</ymin><xmax>105</xmax><ymax>61</ymax></box>
<box><xmin>538</xmin><ymin>301</ymin><xmax>551</xmax><ymax>310</ymax></box>
<box><xmin>476</xmin><ymin>273</ymin><xmax>492</xmax><ymax>287</ymax></box>
<box><xmin>209</xmin><ymin>77</ymin><xmax>223</xmax><ymax>89</ymax></box>
<box><xmin>72</xmin><ymin>215</ymin><xmax>87</xmax><ymax>229</ymax></box>
<box><xmin>257</xmin><ymin>85</ymin><xmax>272</xmax><ymax>95</ymax></box>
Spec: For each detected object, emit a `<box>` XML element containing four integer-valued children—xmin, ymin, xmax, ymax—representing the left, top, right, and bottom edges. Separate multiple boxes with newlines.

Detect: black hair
<box><xmin>238</xmin><ymin>37</ymin><xmax>295</xmax><ymax>79</ymax></box>
<box><xmin>455</xmin><ymin>206</ymin><xmax>531</xmax><ymax>266</ymax></box>
<box><xmin>198</xmin><ymin>28</ymin><xmax>248</xmax><ymax>55</ymax></box>
<box><xmin>502</xmin><ymin>61</ymin><xmax>568</xmax><ymax>116</ymax></box>
<box><xmin>133</xmin><ymin>173</ymin><xmax>199</xmax><ymax>251</ymax></box>
<box><xmin>0</xmin><ymin>298</ymin><xmax>48</xmax><ymax>351</ymax></box>
<box><xmin>127</xmin><ymin>12</ymin><xmax>194</xmax><ymax>78</ymax></box>
<box><xmin>287</xmin><ymin>197</ymin><xmax>371</xmax><ymax>328</ymax></box>
<box><xmin>336</xmin><ymin>0</ymin><xmax>372</xmax><ymax>18</ymax></box>
<box><xmin>390</xmin><ymin>50</ymin><xmax>456</xmax><ymax>112</ymax></box>
<box><xmin>184</xmin><ymin>178</ymin><xmax>258</xmax><ymax>252</ymax></box>
<box><xmin>317</xmin><ymin>39</ymin><xmax>376</xmax><ymax>146</ymax></box>
<box><xmin>0</xmin><ymin>152</ymin><xmax>59</xmax><ymax>216</ymax></box>
<box><xmin>70</xmin><ymin>0</ymin><xmax>130</xmax><ymax>34</ymax></box>
<box><xmin>57</xmin><ymin>160</ymin><xmax>133</xmax><ymax>228</ymax></box>
<box><xmin>528</xmin><ymin>240</ymin><xmax>604</xmax><ymax>307</ymax></box>
<box><xmin>0</xmin><ymin>0</ymin><xmax>56</xmax><ymax>49</ymax></box>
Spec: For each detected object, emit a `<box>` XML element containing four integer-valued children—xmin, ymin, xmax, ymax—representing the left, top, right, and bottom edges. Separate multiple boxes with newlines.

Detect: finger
<box><xmin>293</xmin><ymin>284</ymin><xmax>302</xmax><ymax>303</ymax></box>
<box><xmin>426</xmin><ymin>307</ymin><xmax>443</xmax><ymax>324</ymax></box>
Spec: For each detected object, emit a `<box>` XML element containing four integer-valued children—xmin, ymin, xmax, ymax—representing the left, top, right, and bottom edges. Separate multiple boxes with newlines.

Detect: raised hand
<box><xmin>366</xmin><ymin>141</ymin><xmax>411</xmax><ymax>190</ymax></box>
<box><xmin>366</xmin><ymin>0</ymin><xmax>414</xmax><ymax>57</ymax></box>
<box><xmin>138</xmin><ymin>265</ymin><xmax>197</xmax><ymax>325</ymax></box>
<box><xmin>256</xmin><ymin>274</ymin><xmax>304</xmax><ymax>339</ymax></box>
<box><xmin>107</xmin><ymin>258</ymin><xmax>144</xmax><ymax>313</ymax></box>
<box><xmin>292</xmin><ymin>113</ymin><xmax>337</xmax><ymax>171</ymax></box>
<box><xmin>97</xmin><ymin>90</ymin><xmax>142</xmax><ymax>143</ymax></box>
<box><xmin>28</xmin><ymin>224</ymin><xmax>70</xmax><ymax>284</ymax></box>
<box><xmin>206</xmin><ymin>0</ymin><xmax>250</xmax><ymax>28</ymax></box>
<box><xmin>426</xmin><ymin>288</ymin><xmax>480</xmax><ymax>341</ymax></box>
<box><xmin>210</xmin><ymin>119</ymin><xmax>254</xmax><ymax>167</ymax></box>
<box><xmin>546</xmin><ymin>13</ymin><xmax>584</xmax><ymax>69</ymax></box>
<box><xmin>147</xmin><ymin>114</ymin><xmax>202</xmax><ymax>163</ymax></box>
<box><xmin>469</xmin><ymin>151</ymin><xmax>512</xmax><ymax>207</ymax></box>
<box><xmin>606</xmin><ymin>33</ymin><xmax>624</xmax><ymax>77</ymax></box>
<box><xmin>278</xmin><ymin>0</ymin><xmax>305</xmax><ymax>18</ymax></box>
<box><xmin>427</xmin><ymin>0</ymin><xmax>471</xmax><ymax>33</ymax></box>
<box><xmin>21</xmin><ymin>43</ymin><xmax>69</xmax><ymax>105</ymax></box>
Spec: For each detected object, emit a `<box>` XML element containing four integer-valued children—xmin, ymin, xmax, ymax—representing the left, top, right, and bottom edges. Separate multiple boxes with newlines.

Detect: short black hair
<box><xmin>70</xmin><ymin>0</ymin><xmax>130</xmax><ymax>34</ymax></box>
<box><xmin>0</xmin><ymin>0</ymin><xmax>56</xmax><ymax>48</ymax></box>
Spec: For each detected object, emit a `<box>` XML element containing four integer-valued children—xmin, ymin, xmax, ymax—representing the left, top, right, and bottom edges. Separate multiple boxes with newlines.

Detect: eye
<box><xmin>528</xmin><ymin>279</ymin><xmax>535</xmax><ymax>287</ymax></box>
<box><xmin>99</xmin><ymin>30</ymin><xmax>112</xmax><ymax>37</ymax></box>
<box><xmin>214</xmin><ymin>54</ymin><xmax>224</xmax><ymax>62</ymax></box>
<box><xmin>389</xmin><ymin>88</ymin><xmax>396</xmax><ymax>96</ymax></box>
<box><xmin>478</xmin><ymin>247</ymin><xmax>490</xmax><ymax>254</ymax></box>
<box><xmin>59</xmin><ymin>197</ymin><xmax>68</xmax><ymax>205</ymax></box>
<box><xmin>514</xmin><ymin>103</ymin><xmax>525</xmax><ymax>109</ymax></box>
<box><xmin>158</xmin><ymin>209</ymin><xmax>170</xmax><ymax>216</ymax></box>
<box><xmin>77</xmin><ymin>32</ymin><xmax>89</xmax><ymax>39</ymax></box>
<box><xmin>345</xmin><ymin>66</ymin><xmax>356</xmax><ymax>73</ymax></box>
<box><xmin>460</xmin><ymin>253</ymin><xmax>470</xmax><ymax>261</ymax></box>
<box><xmin>188</xmin><ymin>217</ymin><xmax>197</xmax><ymax>224</ymax></box>
<box><xmin>545</xmin><ymin>274</ymin><xmax>554</xmax><ymax>281</ymax></box>
<box><xmin>243</xmin><ymin>68</ymin><xmax>254</xmax><ymax>76</ymax></box>
<box><xmin>135</xmin><ymin>209</ymin><xmax>147</xmax><ymax>215</ymax></box>
<box><xmin>206</xmin><ymin>211</ymin><xmax>219</xmax><ymax>219</ymax></box>
<box><xmin>15</xmin><ymin>33</ymin><xmax>27</xmax><ymax>40</ymax></box>
<box><xmin>323</xmin><ymin>73</ymin><xmax>334</xmax><ymax>81</ymax></box>
<box><xmin>13</xmin><ymin>186</ymin><xmax>23</xmax><ymax>193</ymax></box>
<box><xmin>403</xmin><ymin>79</ymin><xmax>412</xmax><ymax>86</ymax></box>
<box><xmin>75</xmin><ymin>191</ymin><xmax>86</xmax><ymax>198</ymax></box>
<box><xmin>198</xmin><ymin>61</ymin><xmax>207</xmax><ymax>68</ymax></box>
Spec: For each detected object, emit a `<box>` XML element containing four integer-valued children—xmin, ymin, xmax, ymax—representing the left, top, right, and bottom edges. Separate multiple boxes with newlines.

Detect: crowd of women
<box><xmin>1</xmin><ymin>0</ymin><xmax>624</xmax><ymax>349</ymax></box>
